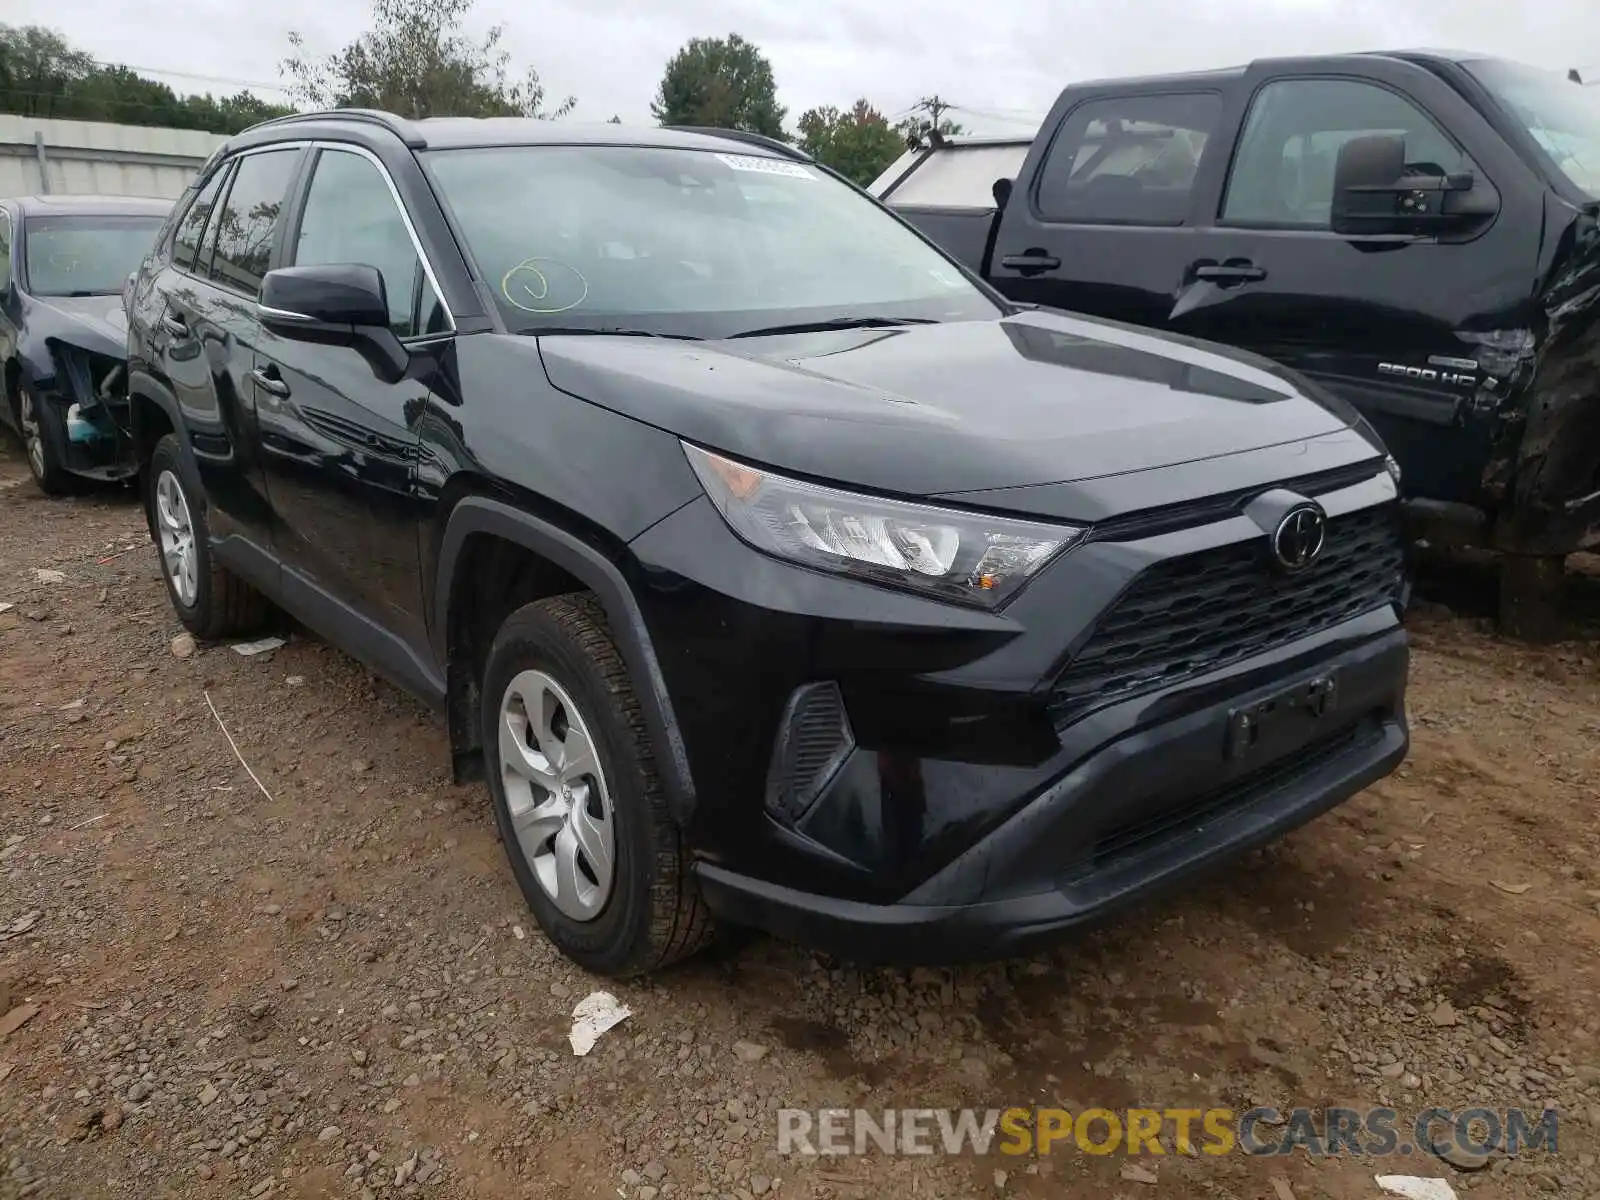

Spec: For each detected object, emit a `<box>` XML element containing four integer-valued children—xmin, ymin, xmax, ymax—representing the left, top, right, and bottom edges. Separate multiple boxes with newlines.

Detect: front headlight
<box><xmin>683</xmin><ymin>442</ymin><xmax>1083</xmax><ymax>609</ymax></box>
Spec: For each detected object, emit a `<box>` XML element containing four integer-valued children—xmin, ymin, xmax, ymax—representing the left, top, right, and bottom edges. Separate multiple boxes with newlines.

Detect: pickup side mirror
<box><xmin>257</xmin><ymin>264</ymin><xmax>409</xmax><ymax>383</ymax></box>
<box><xmin>992</xmin><ymin>176</ymin><xmax>1014</xmax><ymax>210</ymax></box>
<box><xmin>1330</xmin><ymin>133</ymin><xmax>1487</xmax><ymax>237</ymax></box>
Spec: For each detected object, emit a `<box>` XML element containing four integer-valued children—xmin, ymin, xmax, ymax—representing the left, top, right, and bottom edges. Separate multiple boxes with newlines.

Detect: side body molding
<box><xmin>433</xmin><ymin>496</ymin><xmax>698</xmax><ymax>825</ymax></box>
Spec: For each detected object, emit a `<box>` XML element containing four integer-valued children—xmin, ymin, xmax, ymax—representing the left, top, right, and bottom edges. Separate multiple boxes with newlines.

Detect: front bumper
<box><xmin>625</xmin><ymin>461</ymin><xmax>1410</xmax><ymax>962</ymax></box>
<box><xmin>694</xmin><ymin>625</ymin><xmax>1407</xmax><ymax>963</ymax></box>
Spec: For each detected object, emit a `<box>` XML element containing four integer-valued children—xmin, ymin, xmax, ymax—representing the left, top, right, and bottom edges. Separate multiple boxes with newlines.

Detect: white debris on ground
<box><xmin>569</xmin><ymin>990</ymin><xmax>633</xmax><ymax>1055</ymax></box>
<box><xmin>1376</xmin><ymin>1175</ymin><xmax>1460</xmax><ymax>1200</ymax></box>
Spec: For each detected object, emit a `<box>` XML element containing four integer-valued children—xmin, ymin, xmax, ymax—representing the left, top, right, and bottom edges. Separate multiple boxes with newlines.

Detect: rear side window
<box><xmin>207</xmin><ymin>149</ymin><xmax>300</xmax><ymax>296</ymax></box>
<box><xmin>172</xmin><ymin>167</ymin><xmax>229</xmax><ymax>272</ymax></box>
<box><xmin>1222</xmin><ymin>79</ymin><xmax>1478</xmax><ymax>227</ymax></box>
<box><xmin>1035</xmin><ymin>93</ymin><xmax>1221</xmax><ymax>225</ymax></box>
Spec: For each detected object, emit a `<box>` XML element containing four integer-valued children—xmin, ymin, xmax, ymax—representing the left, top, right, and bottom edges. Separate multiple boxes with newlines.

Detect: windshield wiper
<box><xmin>724</xmin><ymin>315</ymin><xmax>940</xmax><ymax>339</ymax></box>
<box><xmin>519</xmin><ymin>325</ymin><xmax>702</xmax><ymax>341</ymax></box>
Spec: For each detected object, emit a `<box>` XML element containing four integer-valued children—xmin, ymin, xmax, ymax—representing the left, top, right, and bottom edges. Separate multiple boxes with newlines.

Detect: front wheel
<box><xmin>18</xmin><ymin>385</ymin><xmax>75</xmax><ymax>496</ymax></box>
<box><xmin>482</xmin><ymin>593</ymin><xmax>714</xmax><ymax>976</ymax></box>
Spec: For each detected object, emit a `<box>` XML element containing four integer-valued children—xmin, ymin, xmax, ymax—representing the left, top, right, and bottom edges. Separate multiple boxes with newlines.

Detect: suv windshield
<box><xmin>1468</xmin><ymin>59</ymin><xmax>1600</xmax><ymax>198</ymax></box>
<box><xmin>424</xmin><ymin>144</ymin><xmax>1000</xmax><ymax>336</ymax></box>
<box><xmin>24</xmin><ymin>215</ymin><xmax>165</xmax><ymax>297</ymax></box>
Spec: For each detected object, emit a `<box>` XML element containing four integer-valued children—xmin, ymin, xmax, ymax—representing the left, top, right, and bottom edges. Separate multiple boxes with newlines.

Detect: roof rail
<box><xmin>237</xmin><ymin>108</ymin><xmax>427</xmax><ymax>149</ymax></box>
<box><xmin>664</xmin><ymin>126</ymin><xmax>811</xmax><ymax>162</ymax></box>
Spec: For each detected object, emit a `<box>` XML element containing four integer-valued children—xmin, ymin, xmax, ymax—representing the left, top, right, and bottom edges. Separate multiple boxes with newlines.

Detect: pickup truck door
<box><xmin>1168</xmin><ymin>58</ymin><xmax>1545</xmax><ymax>507</ymax></box>
<box><xmin>989</xmin><ymin>88</ymin><xmax>1227</xmax><ymax>333</ymax></box>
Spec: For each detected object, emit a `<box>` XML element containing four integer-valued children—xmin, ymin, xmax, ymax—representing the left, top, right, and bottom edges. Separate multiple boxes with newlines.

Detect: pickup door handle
<box><xmin>249</xmin><ymin>366</ymin><xmax>291</xmax><ymax>399</ymax></box>
<box><xmin>1192</xmin><ymin>262</ymin><xmax>1267</xmax><ymax>284</ymax></box>
<box><xmin>999</xmin><ymin>252</ymin><xmax>1062</xmax><ymax>273</ymax></box>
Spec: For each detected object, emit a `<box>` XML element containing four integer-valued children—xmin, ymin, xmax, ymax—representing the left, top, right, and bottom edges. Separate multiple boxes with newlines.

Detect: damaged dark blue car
<box><xmin>0</xmin><ymin>194</ymin><xmax>171</xmax><ymax>494</ymax></box>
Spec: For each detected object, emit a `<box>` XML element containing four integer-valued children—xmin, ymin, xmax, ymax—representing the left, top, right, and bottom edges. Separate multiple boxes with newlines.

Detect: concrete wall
<box><xmin>0</xmin><ymin>115</ymin><xmax>226</xmax><ymax>200</ymax></box>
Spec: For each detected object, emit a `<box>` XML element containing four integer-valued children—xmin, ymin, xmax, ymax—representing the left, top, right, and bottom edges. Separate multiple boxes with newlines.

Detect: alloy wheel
<box><xmin>18</xmin><ymin>391</ymin><xmax>45</xmax><ymax>480</ymax></box>
<box><xmin>154</xmin><ymin>469</ymin><xmax>198</xmax><ymax>607</ymax></box>
<box><xmin>498</xmin><ymin>669</ymin><xmax>616</xmax><ymax>921</ymax></box>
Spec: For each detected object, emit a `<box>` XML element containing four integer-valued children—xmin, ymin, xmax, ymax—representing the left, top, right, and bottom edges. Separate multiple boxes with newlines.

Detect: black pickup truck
<box><xmin>877</xmin><ymin>51</ymin><xmax>1600</xmax><ymax>638</ymax></box>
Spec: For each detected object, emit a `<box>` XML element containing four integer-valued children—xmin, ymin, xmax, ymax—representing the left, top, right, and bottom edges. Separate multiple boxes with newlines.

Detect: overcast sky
<box><xmin>12</xmin><ymin>0</ymin><xmax>1600</xmax><ymax>134</ymax></box>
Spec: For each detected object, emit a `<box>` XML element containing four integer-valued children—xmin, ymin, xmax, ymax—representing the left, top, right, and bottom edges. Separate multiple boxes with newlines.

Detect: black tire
<box><xmin>482</xmin><ymin>593</ymin><xmax>714</xmax><ymax>976</ymax></box>
<box><xmin>17</xmin><ymin>384</ymin><xmax>76</xmax><ymax>496</ymax></box>
<box><xmin>147</xmin><ymin>433</ymin><xmax>268</xmax><ymax>639</ymax></box>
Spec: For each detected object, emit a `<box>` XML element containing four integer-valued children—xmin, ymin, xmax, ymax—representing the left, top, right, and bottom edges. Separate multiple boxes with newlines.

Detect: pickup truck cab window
<box><xmin>424</xmin><ymin>144</ymin><xmax>1001</xmax><ymax>337</ymax></box>
<box><xmin>1223</xmin><ymin>79</ymin><xmax>1477</xmax><ymax>227</ymax></box>
<box><xmin>1035</xmin><ymin>93</ymin><xmax>1222</xmax><ymax>226</ymax></box>
<box><xmin>1468</xmin><ymin>59</ymin><xmax>1600</xmax><ymax>198</ymax></box>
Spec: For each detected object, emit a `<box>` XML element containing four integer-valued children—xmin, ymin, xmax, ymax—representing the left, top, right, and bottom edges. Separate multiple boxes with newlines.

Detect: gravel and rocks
<box><xmin>1</xmin><ymin>446</ymin><xmax>1599</xmax><ymax>1199</ymax></box>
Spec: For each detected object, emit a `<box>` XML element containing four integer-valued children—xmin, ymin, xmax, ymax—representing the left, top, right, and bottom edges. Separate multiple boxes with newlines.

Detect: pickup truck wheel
<box><xmin>17</xmin><ymin>385</ymin><xmax>75</xmax><ymax>496</ymax></box>
<box><xmin>483</xmin><ymin>594</ymin><xmax>714</xmax><ymax>976</ymax></box>
<box><xmin>147</xmin><ymin>433</ymin><xmax>268</xmax><ymax>639</ymax></box>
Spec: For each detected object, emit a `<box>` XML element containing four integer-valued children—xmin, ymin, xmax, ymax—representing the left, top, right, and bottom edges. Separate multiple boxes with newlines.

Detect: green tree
<box><xmin>797</xmin><ymin>99</ymin><xmax>905</xmax><ymax>186</ymax></box>
<box><xmin>0</xmin><ymin>23</ymin><xmax>293</xmax><ymax>133</ymax></box>
<box><xmin>651</xmin><ymin>33</ymin><xmax>785</xmax><ymax>138</ymax></box>
<box><xmin>0</xmin><ymin>24</ymin><xmax>92</xmax><ymax>118</ymax></box>
<box><xmin>896</xmin><ymin>94</ymin><xmax>966</xmax><ymax>147</ymax></box>
<box><xmin>282</xmin><ymin>0</ymin><xmax>574</xmax><ymax>119</ymax></box>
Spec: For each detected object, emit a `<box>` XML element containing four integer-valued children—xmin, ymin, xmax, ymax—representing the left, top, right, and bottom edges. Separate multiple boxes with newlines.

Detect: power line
<box><xmin>949</xmin><ymin>104</ymin><xmax>1045</xmax><ymax>126</ymax></box>
<box><xmin>86</xmin><ymin>58</ymin><xmax>292</xmax><ymax>95</ymax></box>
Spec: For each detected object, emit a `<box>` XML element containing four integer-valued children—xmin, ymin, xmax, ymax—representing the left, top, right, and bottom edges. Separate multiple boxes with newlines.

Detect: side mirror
<box><xmin>992</xmin><ymin>176</ymin><xmax>1014</xmax><ymax>210</ymax></box>
<box><xmin>259</xmin><ymin>263</ymin><xmax>389</xmax><ymax>329</ymax></box>
<box><xmin>1330</xmin><ymin>134</ymin><xmax>1480</xmax><ymax>236</ymax></box>
<box><xmin>258</xmin><ymin>264</ymin><xmax>409</xmax><ymax>383</ymax></box>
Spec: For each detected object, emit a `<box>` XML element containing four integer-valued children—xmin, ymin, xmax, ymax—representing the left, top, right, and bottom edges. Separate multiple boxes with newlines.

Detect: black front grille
<box><xmin>1049</xmin><ymin>504</ymin><xmax>1405</xmax><ymax>723</ymax></box>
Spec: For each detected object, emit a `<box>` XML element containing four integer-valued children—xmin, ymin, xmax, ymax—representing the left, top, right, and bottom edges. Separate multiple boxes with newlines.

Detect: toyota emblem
<box><xmin>1271</xmin><ymin>503</ymin><xmax>1327</xmax><ymax>572</ymax></box>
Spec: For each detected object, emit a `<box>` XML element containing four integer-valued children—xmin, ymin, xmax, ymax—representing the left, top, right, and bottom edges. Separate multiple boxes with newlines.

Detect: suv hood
<box><xmin>535</xmin><ymin>309</ymin><xmax>1362</xmax><ymax>500</ymax></box>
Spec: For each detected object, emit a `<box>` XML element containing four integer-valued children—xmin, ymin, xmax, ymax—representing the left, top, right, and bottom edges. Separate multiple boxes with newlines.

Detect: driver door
<box><xmin>253</xmin><ymin>144</ymin><xmax>451</xmax><ymax>665</ymax></box>
<box><xmin>1171</xmin><ymin>60</ymin><xmax>1545</xmax><ymax>505</ymax></box>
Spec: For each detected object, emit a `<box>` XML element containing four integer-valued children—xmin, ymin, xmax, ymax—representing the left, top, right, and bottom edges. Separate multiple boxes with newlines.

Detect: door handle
<box><xmin>1000</xmin><ymin>252</ymin><xmax>1062</xmax><ymax>273</ymax></box>
<box><xmin>249</xmin><ymin>367</ymin><xmax>291</xmax><ymax>398</ymax></box>
<box><xmin>160</xmin><ymin>313</ymin><xmax>189</xmax><ymax>337</ymax></box>
<box><xmin>1192</xmin><ymin>262</ymin><xmax>1267</xmax><ymax>284</ymax></box>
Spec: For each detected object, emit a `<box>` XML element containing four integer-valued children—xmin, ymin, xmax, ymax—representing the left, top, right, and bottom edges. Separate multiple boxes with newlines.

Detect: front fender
<box><xmin>434</xmin><ymin>496</ymin><xmax>697</xmax><ymax>825</ymax></box>
<box><xmin>15</xmin><ymin>328</ymin><xmax>59</xmax><ymax>391</ymax></box>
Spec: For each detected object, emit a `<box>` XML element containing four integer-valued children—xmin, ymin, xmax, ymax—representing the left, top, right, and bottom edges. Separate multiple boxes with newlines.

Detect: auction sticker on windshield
<box><xmin>715</xmin><ymin>153</ymin><xmax>817</xmax><ymax>180</ymax></box>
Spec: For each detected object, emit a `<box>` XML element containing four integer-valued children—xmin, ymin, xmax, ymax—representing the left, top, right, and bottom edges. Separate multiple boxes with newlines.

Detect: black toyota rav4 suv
<box><xmin>125</xmin><ymin>110</ymin><xmax>1411</xmax><ymax>976</ymax></box>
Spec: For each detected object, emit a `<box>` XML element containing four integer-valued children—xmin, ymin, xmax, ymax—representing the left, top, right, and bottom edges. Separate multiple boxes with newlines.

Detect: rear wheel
<box><xmin>482</xmin><ymin>594</ymin><xmax>714</xmax><ymax>976</ymax></box>
<box><xmin>147</xmin><ymin>433</ymin><xmax>267</xmax><ymax>639</ymax></box>
<box><xmin>18</xmin><ymin>385</ymin><xmax>74</xmax><ymax>496</ymax></box>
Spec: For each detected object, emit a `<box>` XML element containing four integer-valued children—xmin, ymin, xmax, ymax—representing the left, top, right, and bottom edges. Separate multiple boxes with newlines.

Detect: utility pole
<box><xmin>912</xmin><ymin>95</ymin><xmax>955</xmax><ymax>129</ymax></box>
<box><xmin>902</xmin><ymin>95</ymin><xmax>958</xmax><ymax>149</ymax></box>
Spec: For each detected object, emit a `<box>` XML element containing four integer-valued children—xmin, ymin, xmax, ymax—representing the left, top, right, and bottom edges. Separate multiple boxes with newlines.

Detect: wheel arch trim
<box><xmin>434</xmin><ymin>496</ymin><xmax>697</xmax><ymax>825</ymax></box>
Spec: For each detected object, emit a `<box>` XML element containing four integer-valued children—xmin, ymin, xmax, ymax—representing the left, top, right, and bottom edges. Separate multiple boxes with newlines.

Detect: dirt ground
<box><xmin>2</xmin><ymin>437</ymin><xmax>1599</xmax><ymax>1200</ymax></box>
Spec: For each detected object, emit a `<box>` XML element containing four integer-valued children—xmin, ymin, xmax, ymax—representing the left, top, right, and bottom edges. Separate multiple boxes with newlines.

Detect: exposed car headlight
<box><xmin>1384</xmin><ymin>454</ymin><xmax>1402</xmax><ymax>487</ymax></box>
<box><xmin>683</xmin><ymin>442</ymin><xmax>1082</xmax><ymax>609</ymax></box>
